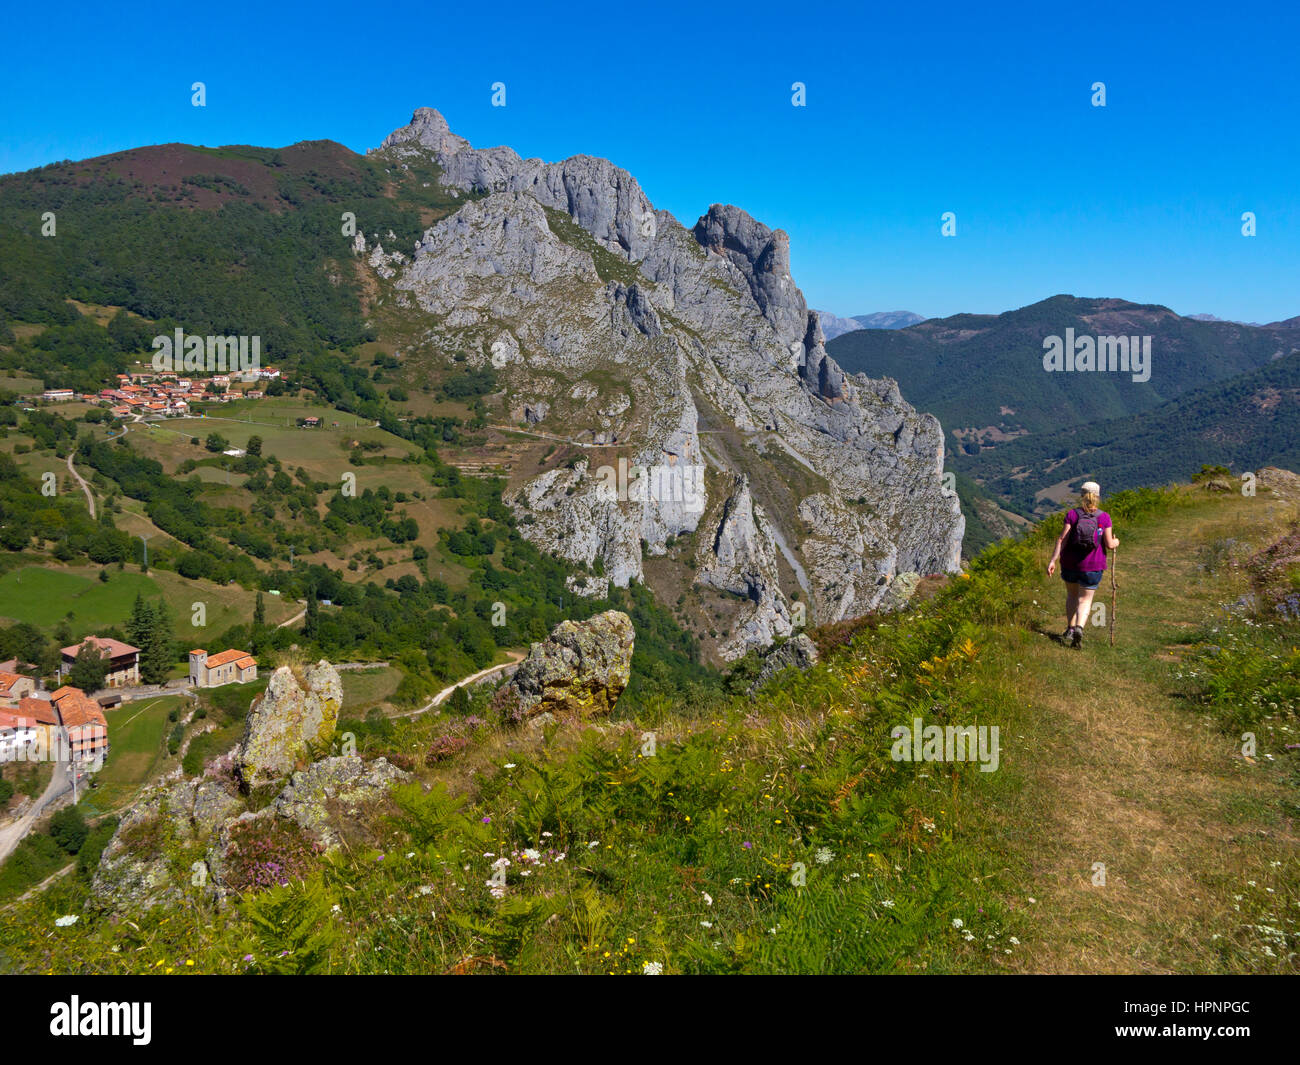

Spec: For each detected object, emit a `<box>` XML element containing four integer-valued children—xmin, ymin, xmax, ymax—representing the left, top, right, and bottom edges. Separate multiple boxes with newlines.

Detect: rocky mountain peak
<box><xmin>367</xmin><ymin>107</ymin><xmax>963</xmax><ymax>660</ymax></box>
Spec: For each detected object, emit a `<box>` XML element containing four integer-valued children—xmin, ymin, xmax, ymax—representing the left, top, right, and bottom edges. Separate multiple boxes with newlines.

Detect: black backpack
<box><xmin>1072</xmin><ymin>511</ymin><xmax>1100</xmax><ymax>552</ymax></box>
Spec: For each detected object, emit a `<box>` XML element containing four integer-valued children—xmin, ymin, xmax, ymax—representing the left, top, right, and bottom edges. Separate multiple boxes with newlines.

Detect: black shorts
<box><xmin>1062</xmin><ymin>568</ymin><xmax>1104</xmax><ymax>589</ymax></box>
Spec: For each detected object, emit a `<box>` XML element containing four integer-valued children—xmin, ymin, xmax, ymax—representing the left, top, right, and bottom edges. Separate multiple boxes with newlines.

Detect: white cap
<box><xmin>1081</xmin><ymin>481</ymin><xmax>1100</xmax><ymax>494</ymax></box>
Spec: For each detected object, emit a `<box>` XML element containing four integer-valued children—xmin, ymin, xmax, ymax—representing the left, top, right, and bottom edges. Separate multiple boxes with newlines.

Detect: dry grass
<box><xmin>979</xmin><ymin>486</ymin><xmax>1300</xmax><ymax>973</ymax></box>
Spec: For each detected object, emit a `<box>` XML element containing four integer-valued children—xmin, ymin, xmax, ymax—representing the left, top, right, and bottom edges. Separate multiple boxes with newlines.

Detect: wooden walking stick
<box><xmin>1109</xmin><ymin>547</ymin><xmax>1117</xmax><ymax>647</ymax></box>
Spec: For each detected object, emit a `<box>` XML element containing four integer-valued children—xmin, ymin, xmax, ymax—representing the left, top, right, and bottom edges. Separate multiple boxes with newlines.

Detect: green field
<box><xmin>0</xmin><ymin>565</ymin><xmax>297</xmax><ymax>642</ymax></box>
<box><xmin>0</xmin><ymin>567</ymin><xmax>160</xmax><ymax>629</ymax></box>
<box><xmin>340</xmin><ymin>666</ymin><xmax>404</xmax><ymax>711</ymax></box>
<box><xmin>82</xmin><ymin>694</ymin><xmax>188</xmax><ymax>813</ymax></box>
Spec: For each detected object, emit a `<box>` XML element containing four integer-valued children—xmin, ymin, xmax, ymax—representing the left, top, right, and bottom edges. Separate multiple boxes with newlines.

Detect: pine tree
<box><xmin>126</xmin><ymin>593</ymin><xmax>153</xmax><ymax>648</ymax></box>
<box><xmin>140</xmin><ymin>600</ymin><xmax>175</xmax><ymax>685</ymax></box>
<box><xmin>253</xmin><ymin>592</ymin><xmax>266</xmax><ymax>628</ymax></box>
<box><xmin>303</xmin><ymin>584</ymin><xmax>319</xmax><ymax>639</ymax></box>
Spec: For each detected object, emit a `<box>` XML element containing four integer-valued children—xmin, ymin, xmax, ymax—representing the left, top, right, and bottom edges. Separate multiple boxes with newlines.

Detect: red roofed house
<box><xmin>0</xmin><ymin>707</ymin><xmax>42</xmax><ymax>762</ymax></box>
<box><xmin>3</xmin><ymin>697</ymin><xmax>61</xmax><ymax>760</ymax></box>
<box><xmin>50</xmin><ymin>687</ymin><xmax>109</xmax><ymax>763</ymax></box>
<box><xmin>0</xmin><ymin>671</ymin><xmax>35</xmax><ymax>708</ymax></box>
<box><xmin>189</xmin><ymin>648</ymin><xmax>257</xmax><ymax>689</ymax></box>
<box><xmin>59</xmin><ymin>636</ymin><xmax>141</xmax><ymax>687</ymax></box>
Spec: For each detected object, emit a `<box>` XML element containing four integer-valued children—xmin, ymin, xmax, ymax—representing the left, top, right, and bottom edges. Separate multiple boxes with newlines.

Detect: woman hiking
<box><xmin>1046</xmin><ymin>480</ymin><xmax>1119</xmax><ymax>648</ymax></box>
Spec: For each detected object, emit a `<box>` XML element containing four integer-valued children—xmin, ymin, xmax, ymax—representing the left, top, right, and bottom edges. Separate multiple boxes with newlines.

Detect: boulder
<box><xmin>494</xmin><ymin>610</ymin><xmax>634</xmax><ymax>722</ymax></box>
<box><xmin>272</xmin><ymin>756</ymin><xmax>409</xmax><ymax>850</ymax></box>
<box><xmin>749</xmin><ymin>633</ymin><xmax>820</xmax><ymax>692</ymax></box>
<box><xmin>236</xmin><ymin>661</ymin><xmax>342</xmax><ymax>790</ymax></box>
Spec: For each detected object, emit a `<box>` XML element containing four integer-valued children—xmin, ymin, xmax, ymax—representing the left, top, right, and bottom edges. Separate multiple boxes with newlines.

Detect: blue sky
<box><xmin>3</xmin><ymin>0</ymin><xmax>1297</xmax><ymax>322</ymax></box>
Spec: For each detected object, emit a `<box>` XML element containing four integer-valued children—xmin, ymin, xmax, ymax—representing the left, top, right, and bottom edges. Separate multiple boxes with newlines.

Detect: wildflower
<box><xmin>504</xmin><ymin>763</ymin><xmax>517</xmax><ymax>769</ymax></box>
<box><xmin>702</xmin><ymin>892</ymin><xmax>713</xmax><ymax>906</ymax></box>
<box><xmin>54</xmin><ymin>915</ymin><xmax>79</xmax><ymax>927</ymax></box>
<box><xmin>815</xmin><ymin>847</ymin><xmax>834</xmax><ymax>865</ymax></box>
<box><xmin>881</xmin><ymin>900</ymin><xmax>896</xmax><ymax>909</ymax></box>
<box><xmin>331</xmin><ymin>904</ymin><xmax>341</xmax><ymax>913</ymax></box>
<box><xmin>642</xmin><ymin>961</ymin><xmax>663</xmax><ymax>975</ymax></box>
<box><xmin>406</xmin><ymin>852</ymin><xmax>415</xmax><ymax>859</ymax></box>
<box><xmin>700</xmin><ymin>921</ymin><xmax>712</xmax><ymax>929</ymax></box>
<box><xmin>1027</xmin><ymin>897</ymin><xmax>1036</xmax><ymax>904</ymax></box>
<box><xmin>1009</xmin><ymin>937</ymin><xmax>1020</xmax><ymax>946</ymax></box>
<box><xmin>482</xmin><ymin>816</ymin><xmax>492</xmax><ymax>824</ymax></box>
<box><xmin>243</xmin><ymin>954</ymin><xmax>254</xmax><ymax>962</ymax></box>
<box><xmin>418</xmin><ymin>886</ymin><xmax>433</xmax><ymax>896</ymax></box>
<box><xmin>522</xmin><ymin>848</ymin><xmax>541</xmax><ymax>862</ymax></box>
<box><xmin>185</xmin><ymin>960</ymin><xmax>195</xmax><ymax>967</ymax></box>
<box><xmin>742</xmin><ymin>841</ymin><xmax>753</xmax><ymax>850</ymax></box>
<box><xmin>952</xmin><ymin>918</ymin><xmax>964</xmax><ymax>930</ymax></box>
<box><xmin>588</xmin><ymin>841</ymin><xmax>600</xmax><ymax>849</ymax></box>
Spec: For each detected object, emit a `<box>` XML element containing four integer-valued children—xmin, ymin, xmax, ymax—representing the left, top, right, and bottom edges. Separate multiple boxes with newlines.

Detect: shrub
<box><xmin>49</xmin><ymin>805</ymin><xmax>89</xmax><ymax>854</ymax></box>
<box><xmin>222</xmin><ymin>818</ymin><xmax>324</xmax><ymax>895</ymax></box>
<box><xmin>425</xmin><ymin>735</ymin><xmax>469</xmax><ymax>766</ymax></box>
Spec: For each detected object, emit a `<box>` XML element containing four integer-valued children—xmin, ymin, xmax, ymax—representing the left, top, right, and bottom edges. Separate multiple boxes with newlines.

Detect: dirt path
<box><xmin>396</xmin><ymin>651</ymin><xmax>526</xmax><ymax>719</ymax></box>
<box><xmin>989</xmin><ymin>488</ymin><xmax>1300</xmax><ymax>973</ymax></box>
<box><xmin>66</xmin><ymin>449</ymin><xmax>95</xmax><ymax>518</ymax></box>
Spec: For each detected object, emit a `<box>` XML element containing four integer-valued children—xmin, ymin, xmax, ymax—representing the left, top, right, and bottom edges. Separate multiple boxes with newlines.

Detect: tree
<box><xmin>205</xmin><ymin>432</ymin><xmax>228</xmax><ymax>453</ymax></box>
<box><xmin>253</xmin><ymin>592</ymin><xmax>266</xmax><ymax>627</ymax></box>
<box><xmin>67</xmin><ymin>641</ymin><xmax>108</xmax><ymax>692</ymax></box>
<box><xmin>126</xmin><ymin>593</ymin><xmax>153</xmax><ymax>648</ymax></box>
<box><xmin>247</xmin><ymin>435</ymin><xmax>263</xmax><ymax>458</ymax></box>
<box><xmin>49</xmin><ymin>806</ymin><xmax>89</xmax><ymax>854</ymax></box>
<box><xmin>139</xmin><ymin>600</ymin><xmax>175</xmax><ymax>685</ymax></box>
<box><xmin>303</xmin><ymin>584</ymin><xmax>320</xmax><ymax>639</ymax></box>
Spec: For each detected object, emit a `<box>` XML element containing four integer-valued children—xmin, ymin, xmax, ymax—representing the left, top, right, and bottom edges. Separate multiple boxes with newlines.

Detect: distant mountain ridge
<box><xmin>828</xmin><ymin>295</ymin><xmax>1300</xmax><ymax>440</ymax></box>
<box><xmin>824</xmin><ymin>294</ymin><xmax>1300</xmax><ymax>521</ymax></box>
<box><xmin>814</xmin><ymin>309</ymin><xmax>925</xmax><ymax>339</ymax></box>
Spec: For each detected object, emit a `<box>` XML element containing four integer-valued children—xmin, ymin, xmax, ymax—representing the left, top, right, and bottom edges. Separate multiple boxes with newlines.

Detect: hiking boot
<box><xmin>1070</xmin><ymin>626</ymin><xmax>1083</xmax><ymax>649</ymax></box>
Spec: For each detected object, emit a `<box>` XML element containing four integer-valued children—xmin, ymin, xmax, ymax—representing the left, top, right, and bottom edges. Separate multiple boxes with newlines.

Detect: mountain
<box><xmin>954</xmin><ymin>349</ymin><xmax>1300</xmax><ymax>514</ymax></box>
<box><xmin>852</xmin><ymin>311</ymin><xmax>925</xmax><ymax>330</ymax></box>
<box><xmin>827</xmin><ymin>295</ymin><xmax>1300</xmax><ymax>441</ymax></box>
<box><xmin>813</xmin><ymin>311</ymin><xmax>865</xmax><ymax>340</ymax></box>
<box><xmin>373</xmin><ymin>109</ymin><xmax>962</xmax><ymax>656</ymax></box>
<box><xmin>0</xmin><ymin>108</ymin><xmax>963</xmax><ymax>663</ymax></box>
<box><xmin>813</xmin><ymin>310</ymin><xmax>925</xmax><ymax>340</ymax></box>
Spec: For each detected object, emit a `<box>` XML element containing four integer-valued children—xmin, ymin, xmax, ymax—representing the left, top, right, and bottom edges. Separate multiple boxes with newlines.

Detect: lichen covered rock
<box><xmin>494</xmin><ymin>610</ymin><xmax>634</xmax><ymax>722</ymax></box>
<box><xmin>236</xmin><ymin>660</ymin><xmax>342</xmax><ymax>790</ymax></box>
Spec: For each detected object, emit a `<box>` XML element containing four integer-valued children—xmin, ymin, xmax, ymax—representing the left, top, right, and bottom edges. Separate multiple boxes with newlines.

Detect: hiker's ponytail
<box><xmin>1080</xmin><ymin>488</ymin><xmax>1100</xmax><ymax>513</ymax></box>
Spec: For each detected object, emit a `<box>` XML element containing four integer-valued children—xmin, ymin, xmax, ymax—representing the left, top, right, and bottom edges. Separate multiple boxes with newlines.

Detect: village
<box><xmin>0</xmin><ymin>636</ymin><xmax>256</xmax><ymax>779</ymax></box>
<box><xmin>37</xmin><ymin>364</ymin><xmax>283</xmax><ymax>417</ymax></box>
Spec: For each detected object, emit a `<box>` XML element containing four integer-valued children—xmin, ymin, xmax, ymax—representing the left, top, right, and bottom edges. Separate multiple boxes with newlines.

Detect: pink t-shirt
<box><xmin>1063</xmin><ymin>508</ymin><xmax>1111</xmax><ymax>571</ymax></box>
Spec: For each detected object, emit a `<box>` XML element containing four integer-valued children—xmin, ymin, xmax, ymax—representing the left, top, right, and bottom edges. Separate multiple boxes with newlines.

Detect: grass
<box><xmin>0</xmin><ymin>564</ymin><xmax>297</xmax><ymax>642</ymax></box>
<box><xmin>0</xmin><ymin>567</ymin><xmax>160</xmax><ymax>629</ymax></box>
<box><xmin>0</xmin><ymin>480</ymin><xmax>1295</xmax><ymax>974</ymax></box>
<box><xmin>80</xmin><ymin>695</ymin><xmax>190</xmax><ymax>814</ymax></box>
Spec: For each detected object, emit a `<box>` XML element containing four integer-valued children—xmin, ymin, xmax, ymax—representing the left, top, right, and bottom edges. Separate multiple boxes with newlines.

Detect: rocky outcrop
<box><xmin>494</xmin><ymin>610</ymin><xmax>634</xmax><ymax>723</ymax></box>
<box><xmin>91</xmin><ymin>778</ymin><xmax>242</xmax><ymax>911</ymax></box>
<box><xmin>695</xmin><ymin>475</ymin><xmax>792</xmax><ymax>659</ymax></box>
<box><xmin>750</xmin><ymin>633</ymin><xmax>820</xmax><ymax>692</ymax></box>
<box><xmin>237</xmin><ymin>661</ymin><xmax>342</xmax><ymax>790</ymax></box>
<box><xmin>371</xmin><ymin>109</ymin><xmax>964</xmax><ymax>659</ymax></box>
<box><xmin>91</xmin><ymin>755</ymin><xmax>408</xmax><ymax>912</ymax></box>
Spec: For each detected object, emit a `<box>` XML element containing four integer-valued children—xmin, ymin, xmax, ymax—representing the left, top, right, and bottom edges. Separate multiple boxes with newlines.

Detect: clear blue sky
<box><xmin>3</xmin><ymin>0</ymin><xmax>1297</xmax><ymax>323</ymax></box>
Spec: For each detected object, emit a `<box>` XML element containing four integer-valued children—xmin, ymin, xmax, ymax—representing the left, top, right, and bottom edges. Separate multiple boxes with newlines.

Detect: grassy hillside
<box><xmin>828</xmin><ymin>295</ymin><xmax>1299</xmax><ymax>440</ymax></box>
<box><xmin>953</xmin><ymin>351</ymin><xmax>1300</xmax><ymax>515</ymax></box>
<box><xmin>2</xmin><ymin>474</ymin><xmax>1295</xmax><ymax>974</ymax></box>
